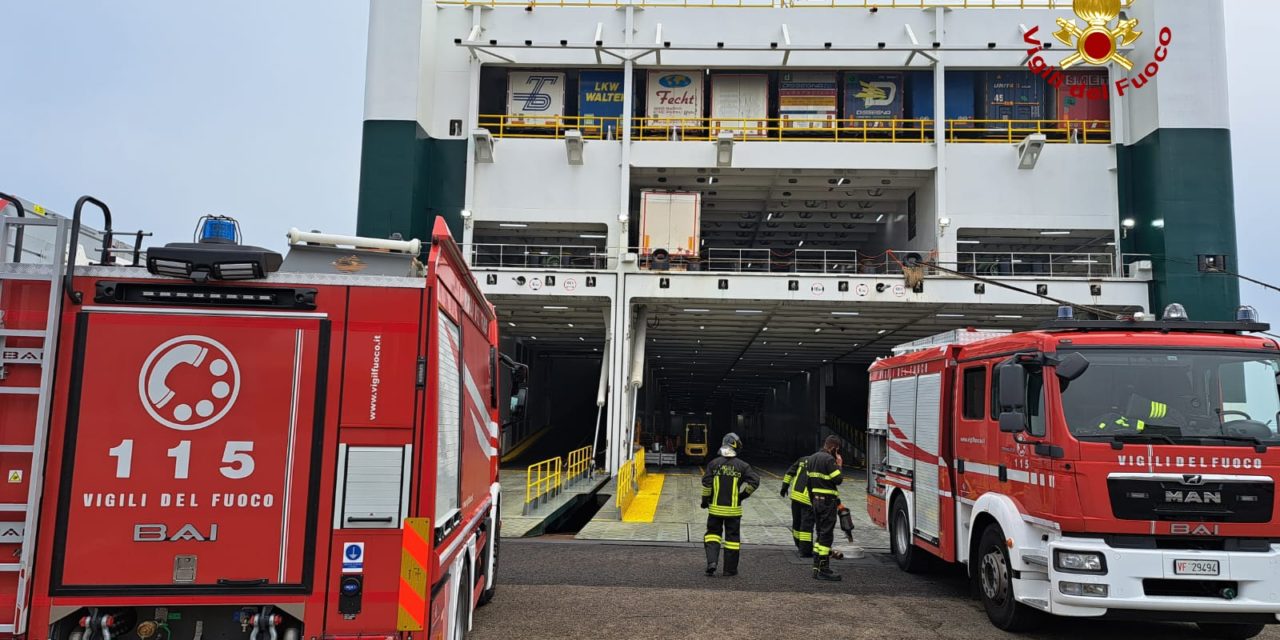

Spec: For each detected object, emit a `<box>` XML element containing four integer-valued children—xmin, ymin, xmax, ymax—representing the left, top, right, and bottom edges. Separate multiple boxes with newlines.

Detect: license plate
<box><xmin>1175</xmin><ymin>560</ymin><xmax>1220</xmax><ymax>576</ymax></box>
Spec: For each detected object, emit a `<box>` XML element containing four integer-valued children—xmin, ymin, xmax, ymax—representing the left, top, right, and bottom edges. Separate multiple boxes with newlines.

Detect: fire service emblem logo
<box><xmin>1053</xmin><ymin>0</ymin><xmax>1142</xmax><ymax>69</ymax></box>
<box><xmin>138</xmin><ymin>335</ymin><xmax>241</xmax><ymax>431</ymax></box>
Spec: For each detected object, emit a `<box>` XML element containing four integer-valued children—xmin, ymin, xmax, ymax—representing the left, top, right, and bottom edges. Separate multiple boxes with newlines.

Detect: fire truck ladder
<box><xmin>0</xmin><ymin>199</ymin><xmax>73</xmax><ymax>636</ymax></box>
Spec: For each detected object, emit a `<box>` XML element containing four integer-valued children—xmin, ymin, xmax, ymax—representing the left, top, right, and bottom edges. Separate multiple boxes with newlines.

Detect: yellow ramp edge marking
<box><xmin>622</xmin><ymin>473</ymin><xmax>665</xmax><ymax>523</ymax></box>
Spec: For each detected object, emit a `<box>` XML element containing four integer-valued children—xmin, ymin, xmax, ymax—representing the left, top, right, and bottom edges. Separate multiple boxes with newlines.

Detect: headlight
<box><xmin>1059</xmin><ymin>581</ymin><xmax>1109</xmax><ymax>598</ymax></box>
<box><xmin>1054</xmin><ymin>550</ymin><xmax>1107</xmax><ymax>574</ymax></box>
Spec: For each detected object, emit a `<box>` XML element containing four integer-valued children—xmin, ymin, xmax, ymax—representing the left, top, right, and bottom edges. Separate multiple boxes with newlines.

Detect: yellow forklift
<box><xmin>684</xmin><ymin>423</ymin><xmax>709</xmax><ymax>462</ymax></box>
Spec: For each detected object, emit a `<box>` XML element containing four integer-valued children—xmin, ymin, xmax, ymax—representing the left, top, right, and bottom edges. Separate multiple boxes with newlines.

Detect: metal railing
<box><xmin>948</xmin><ymin>119</ymin><xmax>1111</xmax><ymax>144</ymax></box>
<box><xmin>469</xmin><ymin>244</ymin><xmax>1146</xmax><ymax>279</ymax></box>
<box><xmin>523</xmin><ymin>456</ymin><xmax>563</xmax><ymax>515</ymax></box>
<box><xmin>616</xmin><ymin>457</ymin><xmax>636</xmax><ymax>515</ymax></box>
<box><xmin>468</xmin><ymin>243</ymin><xmax>612</xmax><ymax>270</ymax></box>
<box><xmin>478</xmin><ymin>114</ymin><xmax>622</xmax><ymax>140</ymax></box>
<box><xmin>701</xmin><ymin>248</ymin><xmax>862</xmax><ymax>274</ymax></box>
<box><xmin>614</xmin><ymin>449</ymin><xmax>647</xmax><ymax>517</ymax></box>
<box><xmin>445</xmin><ymin>0</ymin><xmax>1123</xmax><ymax>9</ymax></box>
<box><xmin>566</xmin><ymin>446</ymin><xmax>593</xmax><ymax>484</ymax></box>
<box><xmin>633</xmin><ymin>117</ymin><xmax>934</xmax><ymax>143</ymax></box>
<box><xmin>477</xmin><ymin>116</ymin><xmax>1110</xmax><ymax>144</ymax></box>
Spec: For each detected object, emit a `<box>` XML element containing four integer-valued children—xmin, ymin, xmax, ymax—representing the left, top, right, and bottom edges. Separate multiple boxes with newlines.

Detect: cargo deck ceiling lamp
<box><xmin>472</xmin><ymin>128</ymin><xmax>494</xmax><ymax>163</ymax></box>
<box><xmin>716</xmin><ymin>132</ymin><xmax>735</xmax><ymax>167</ymax></box>
<box><xmin>564</xmin><ymin>129</ymin><xmax>585</xmax><ymax>165</ymax></box>
<box><xmin>148</xmin><ymin>215</ymin><xmax>282</xmax><ymax>283</ymax></box>
<box><xmin>1017</xmin><ymin>133</ymin><xmax>1047</xmax><ymax>170</ymax></box>
<box><xmin>1121</xmin><ymin>217</ymin><xmax>1136</xmax><ymax>239</ymax></box>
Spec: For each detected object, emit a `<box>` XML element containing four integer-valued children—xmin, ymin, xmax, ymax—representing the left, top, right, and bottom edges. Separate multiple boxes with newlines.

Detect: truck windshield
<box><xmin>687</xmin><ymin>426</ymin><xmax>706</xmax><ymax>444</ymax></box>
<box><xmin>1060</xmin><ymin>349</ymin><xmax>1280</xmax><ymax>445</ymax></box>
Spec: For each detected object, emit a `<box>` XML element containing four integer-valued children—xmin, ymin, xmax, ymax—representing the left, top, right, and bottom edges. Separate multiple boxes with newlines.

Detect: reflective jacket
<box><xmin>782</xmin><ymin>457</ymin><xmax>811</xmax><ymax>505</ymax></box>
<box><xmin>701</xmin><ymin>456</ymin><xmax>761</xmax><ymax>518</ymax></box>
<box><xmin>804</xmin><ymin>450</ymin><xmax>842</xmax><ymax>500</ymax></box>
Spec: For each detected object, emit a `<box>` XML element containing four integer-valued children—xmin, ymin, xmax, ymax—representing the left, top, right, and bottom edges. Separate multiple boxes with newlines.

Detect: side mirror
<box><xmin>999</xmin><ymin>412</ymin><xmax>1028</xmax><ymax>433</ymax></box>
<box><xmin>1055</xmin><ymin>352</ymin><xmax>1090</xmax><ymax>382</ymax></box>
<box><xmin>998</xmin><ymin>361</ymin><xmax>1027</xmax><ymax>412</ymax></box>
<box><xmin>997</xmin><ymin>360</ymin><xmax>1028</xmax><ymax>434</ymax></box>
<box><xmin>509</xmin><ymin>387</ymin><xmax>528</xmax><ymax>418</ymax></box>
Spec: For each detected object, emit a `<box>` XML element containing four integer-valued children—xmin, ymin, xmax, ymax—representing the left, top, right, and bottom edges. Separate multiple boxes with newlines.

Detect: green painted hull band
<box><xmin>356</xmin><ymin>120</ymin><xmax>465</xmax><ymax>245</ymax></box>
<box><xmin>1119</xmin><ymin>128</ymin><xmax>1239</xmax><ymax>320</ymax></box>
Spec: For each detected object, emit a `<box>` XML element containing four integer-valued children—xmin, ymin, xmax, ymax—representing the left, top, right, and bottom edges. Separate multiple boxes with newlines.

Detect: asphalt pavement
<box><xmin>471</xmin><ymin>539</ymin><xmax>1280</xmax><ymax>640</ymax></box>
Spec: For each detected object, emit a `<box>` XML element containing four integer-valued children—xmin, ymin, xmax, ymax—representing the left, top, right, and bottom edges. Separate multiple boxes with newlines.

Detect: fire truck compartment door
<box><xmin>52</xmin><ymin>309</ymin><xmax>328</xmax><ymax>593</ymax></box>
<box><xmin>911</xmin><ymin>373</ymin><xmax>943</xmax><ymax>542</ymax></box>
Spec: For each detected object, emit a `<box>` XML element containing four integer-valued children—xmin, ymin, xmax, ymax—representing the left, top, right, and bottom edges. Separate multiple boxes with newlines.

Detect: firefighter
<box><xmin>1095</xmin><ymin>394</ymin><xmax>1177</xmax><ymax>433</ymax></box>
<box><xmin>700</xmin><ymin>433</ymin><xmax>760</xmax><ymax>577</ymax></box>
<box><xmin>806</xmin><ymin>435</ymin><xmax>844</xmax><ymax>581</ymax></box>
<box><xmin>781</xmin><ymin>455</ymin><xmax>813</xmax><ymax>557</ymax></box>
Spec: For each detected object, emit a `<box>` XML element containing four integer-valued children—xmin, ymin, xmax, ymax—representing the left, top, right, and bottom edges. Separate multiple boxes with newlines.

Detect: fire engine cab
<box><xmin>0</xmin><ymin>195</ymin><xmax>512</xmax><ymax>640</ymax></box>
<box><xmin>867</xmin><ymin>306</ymin><xmax>1280</xmax><ymax>639</ymax></box>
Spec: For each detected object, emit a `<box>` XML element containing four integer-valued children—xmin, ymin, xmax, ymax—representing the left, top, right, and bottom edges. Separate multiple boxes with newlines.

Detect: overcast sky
<box><xmin>0</xmin><ymin>2</ymin><xmax>1276</xmax><ymax>320</ymax></box>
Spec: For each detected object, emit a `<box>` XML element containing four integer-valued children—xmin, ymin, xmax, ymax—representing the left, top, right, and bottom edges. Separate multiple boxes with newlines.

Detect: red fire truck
<box><xmin>0</xmin><ymin>195</ymin><xmax>515</xmax><ymax>640</ymax></box>
<box><xmin>867</xmin><ymin>308</ymin><xmax>1280</xmax><ymax>639</ymax></box>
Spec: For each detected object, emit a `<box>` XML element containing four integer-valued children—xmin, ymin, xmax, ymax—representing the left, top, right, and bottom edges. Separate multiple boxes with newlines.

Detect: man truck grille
<box><xmin>1108</xmin><ymin>479</ymin><xmax>1274</xmax><ymax>523</ymax></box>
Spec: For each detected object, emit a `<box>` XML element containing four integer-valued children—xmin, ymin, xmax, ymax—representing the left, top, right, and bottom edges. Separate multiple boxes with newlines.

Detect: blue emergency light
<box><xmin>196</xmin><ymin>215</ymin><xmax>240</xmax><ymax>244</ymax></box>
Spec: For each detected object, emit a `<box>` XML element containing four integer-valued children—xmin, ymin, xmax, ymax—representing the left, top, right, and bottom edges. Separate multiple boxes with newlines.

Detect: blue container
<box><xmin>982</xmin><ymin>70</ymin><xmax>1046</xmax><ymax>121</ymax></box>
<box><xmin>945</xmin><ymin>71</ymin><xmax>978</xmax><ymax>123</ymax></box>
<box><xmin>578</xmin><ymin>70</ymin><xmax>626</xmax><ymax>133</ymax></box>
<box><xmin>907</xmin><ymin>71</ymin><xmax>978</xmax><ymax>121</ymax></box>
<box><xmin>907</xmin><ymin>71</ymin><xmax>935</xmax><ymax>120</ymax></box>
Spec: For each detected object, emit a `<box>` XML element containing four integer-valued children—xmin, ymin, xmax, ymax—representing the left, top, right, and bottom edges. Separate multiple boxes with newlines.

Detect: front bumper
<box><xmin>1046</xmin><ymin>538</ymin><xmax>1280</xmax><ymax>621</ymax></box>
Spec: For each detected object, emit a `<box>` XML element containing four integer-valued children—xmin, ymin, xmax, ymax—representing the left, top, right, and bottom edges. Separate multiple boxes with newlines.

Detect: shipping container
<box><xmin>945</xmin><ymin>71</ymin><xmax>978</xmax><ymax>126</ymax></box>
<box><xmin>906</xmin><ymin>71</ymin><xmax>935</xmax><ymax>120</ymax></box>
<box><xmin>711</xmin><ymin>74</ymin><xmax>770</xmax><ymax>138</ymax></box>
<box><xmin>640</xmin><ymin>191</ymin><xmax>700</xmax><ymax>261</ymax></box>
<box><xmin>982</xmin><ymin>70</ymin><xmax>1047</xmax><ymax>121</ymax></box>
<box><xmin>1055</xmin><ymin>70</ymin><xmax>1111</xmax><ymax>136</ymax></box>
<box><xmin>778</xmin><ymin>71</ymin><xmax>838</xmax><ymax>130</ymax></box>
<box><xmin>579</xmin><ymin>70</ymin><xmax>626</xmax><ymax>137</ymax></box>
<box><xmin>646</xmin><ymin>70</ymin><xmax>704</xmax><ymax>127</ymax></box>
<box><xmin>844</xmin><ymin>72</ymin><xmax>904</xmax><ymax>127</ymax></box>
<box><xmin>507</xmin><ymin>70</ymin><xmax>567</xmax><ymax>125</ymax></box>
<box><xmin>911</xmin><ymin>72</ymin><xmax>977</xmax><ymax>124</ymax></box>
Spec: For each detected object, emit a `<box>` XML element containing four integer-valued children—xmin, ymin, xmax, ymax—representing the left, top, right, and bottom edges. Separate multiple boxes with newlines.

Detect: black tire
<box><xmin>478</xmin><ymin>505</ymin><xmax>499</xmax><ymax>606</ymax></box>
<box><xmin>1196</xmin><ymin>623</ymin><xmax>1266</xmax><ymax>640</ymax></box>
<box><xmin>453</xmin><ymin>566</ymin><xmax>472</xmax><ymax>640</ymax></box>
<box><xmin>889</xmin><ymin>496</ymin><xmax>927</xmax><ymax>573</ymax></box>
<box><xmin>976</xmin><ymin>524</ymin><xmax>1044</xmax><ymax>632</ymax></box>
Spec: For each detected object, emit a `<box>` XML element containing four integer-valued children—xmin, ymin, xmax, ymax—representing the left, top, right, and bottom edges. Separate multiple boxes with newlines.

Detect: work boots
<box><xmin>813</xmin><ymin>557</ymin><xmax>843</xmax><ymax>582</ymax></box>
<box><xmin>705</xmin><ymin>562</ymin><xmax>717</xmax><ymax>576</ymax></box>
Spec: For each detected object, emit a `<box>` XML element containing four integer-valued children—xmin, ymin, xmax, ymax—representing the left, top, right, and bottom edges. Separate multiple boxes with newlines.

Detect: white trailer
<box><xmin>639</xmin><ymin>191</ymin><xmax>700</xmax><ymax>261</ymax></box>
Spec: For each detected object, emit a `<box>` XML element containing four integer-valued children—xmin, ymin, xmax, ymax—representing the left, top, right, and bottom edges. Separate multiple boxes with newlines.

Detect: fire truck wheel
<box><xmin>977</xmin><ymin>524</ymin><xmax>1044</xmax><ymax>632</ymax></box>
<box><xmin>1195</xmin><ymin>623</ymin><xmax>1266</xmax><ymax>640</ymax></box>
<box><xmin>890</xmin><ymin>497</ymin><xmax>926</xmax><ymax>573</ymax></box>
<box><xmin>478</xmin><ymin>505</ymin><xmax>500</xmax><ymax>606</ymax></box>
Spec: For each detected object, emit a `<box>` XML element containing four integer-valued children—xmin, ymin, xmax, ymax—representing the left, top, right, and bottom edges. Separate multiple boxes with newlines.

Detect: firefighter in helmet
<box><xmin>781</xmin><ymin>455</ymin><xmax>814</xmax><ymax>557</ymax></box>
<box><xmin>805</xmin><ymin>435</ymin><xmax>845</xmax><ymax>581</ymax></box>
<box><xmin>700</xmin><ymin>433</ymin><xmax>760</xmax><ymax>576</ymax></box>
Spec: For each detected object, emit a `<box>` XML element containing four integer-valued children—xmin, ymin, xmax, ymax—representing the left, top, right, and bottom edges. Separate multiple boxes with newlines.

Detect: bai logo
<box><xmin>512</xmin><ymin>75</ymin><xmax>560</xmax><ymax>112</ymax></box>
<box><xmin>139</xmin><ymin>336</ymin><xmax>241</xmax><ymax>431</ymax></box>
<box><xmin>1023</xmin><ymin>0</ymin><xmax>1173</xmax><ymax>99</ymax></box>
